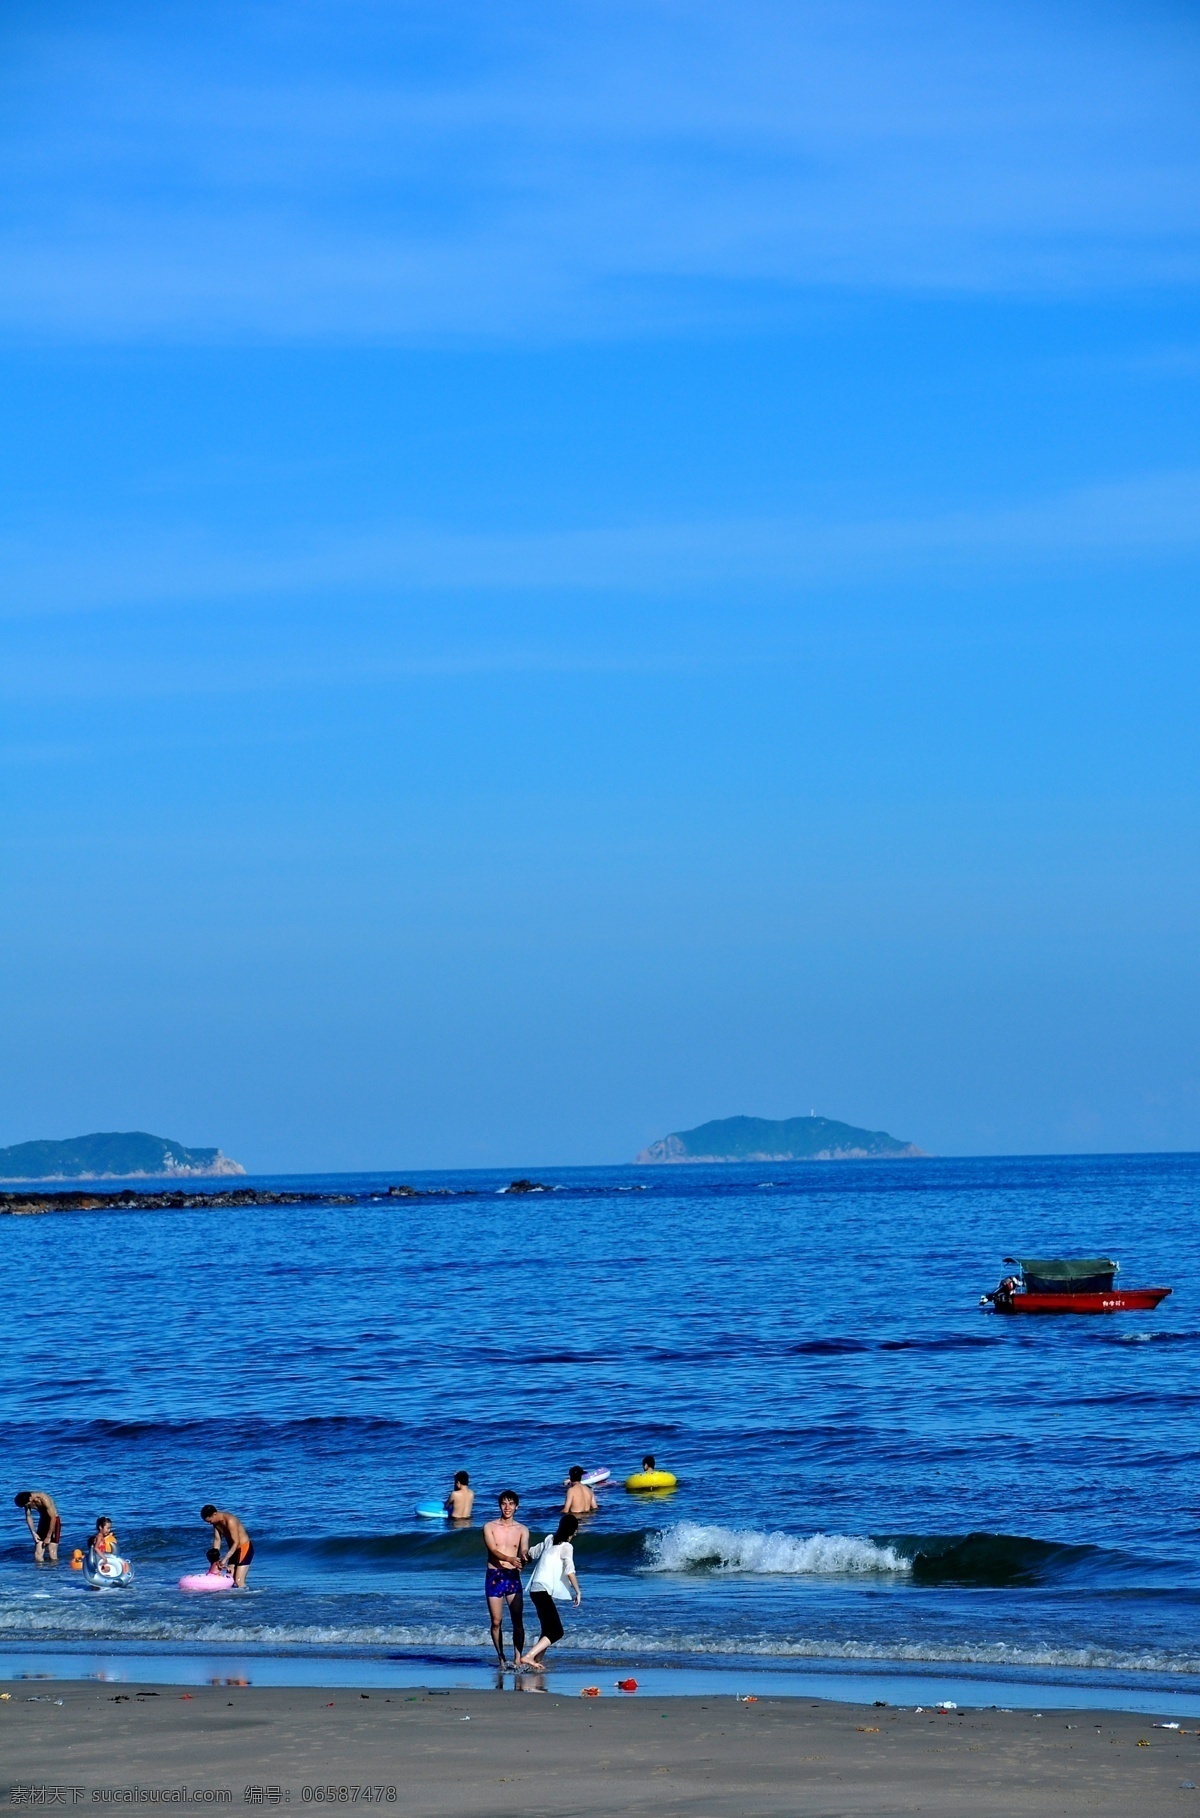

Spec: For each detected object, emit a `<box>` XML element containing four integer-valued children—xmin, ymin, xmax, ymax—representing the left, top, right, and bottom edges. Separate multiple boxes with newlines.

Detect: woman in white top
<box><xmin>518</xmin><ymin>1513</ymin><xmax>581</xmax><ymax>1669</ymax></box>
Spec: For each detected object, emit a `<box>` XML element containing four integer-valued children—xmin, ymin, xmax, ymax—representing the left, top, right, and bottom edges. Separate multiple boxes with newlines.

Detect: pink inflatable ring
<box><xmin>179</xmin><ymin>1572</ymin><xmax>235</xmax><ymax>1593</ymax></box>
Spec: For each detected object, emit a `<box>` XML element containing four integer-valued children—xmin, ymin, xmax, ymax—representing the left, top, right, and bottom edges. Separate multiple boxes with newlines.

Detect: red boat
<box><xmin>981</xmin><ymin>1255</ymin><xmax>1172</xmax><ymax>1316</ymax></box>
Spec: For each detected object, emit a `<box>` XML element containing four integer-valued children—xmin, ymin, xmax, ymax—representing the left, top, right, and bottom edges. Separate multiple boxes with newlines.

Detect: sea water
<box><xmin>3</xmin><ymin>1154</ymin><xmax>1200</xmax><ymax>1704</ymax></box>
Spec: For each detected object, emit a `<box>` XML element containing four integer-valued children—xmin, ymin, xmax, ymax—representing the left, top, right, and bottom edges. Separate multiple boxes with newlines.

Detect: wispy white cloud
<box><xmin>2</xmin><ymin>0</ymin><xmax>1199</xmax><ymax>340</ymax></box>
<box><xmin>5</xmin><ymin>469</ymin><xmax>1199</xmax><ymax>618</ymax></box>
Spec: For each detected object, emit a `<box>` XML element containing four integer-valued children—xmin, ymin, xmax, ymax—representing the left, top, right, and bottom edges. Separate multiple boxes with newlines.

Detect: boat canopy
<box><xmin>1011</xmin><ymin>1256</ymin><xmax>1118</xmax><ymax>1294</ymax></box>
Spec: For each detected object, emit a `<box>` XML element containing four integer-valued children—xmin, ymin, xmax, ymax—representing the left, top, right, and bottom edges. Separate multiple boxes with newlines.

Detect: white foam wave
<box><xmin>4</xmin><ymin>1595</ymin><xmax>1200</xmax><ymax>1676</ymax></box>
<box><xmin>731</xmin><ymin>1635</ymin><xmax>1200</xmax><ymax>1674</ymax></box>
<box><xmin>644</xmin><ymin>1523</ymin><xmax>910</xmax><ymax>1577</ymax></box>
<box><xmin>2</xmin><ymin>1604</ymin><xmax>1199</xmax><ymax>1676</ymax></box>
<box><xmin>589</xmin><ymin>1631</ymin><xmax>1200</xmax><ymax>1675</ymax></box>
<box><xmin>0</xmin><ymin>1606</ymin><xmax>492</xmax><ymax>1649</ymax></box>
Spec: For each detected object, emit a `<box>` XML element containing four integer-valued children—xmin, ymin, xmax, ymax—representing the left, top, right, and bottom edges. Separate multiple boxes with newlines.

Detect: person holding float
<box><xmin>562</xmin><ymin>1467</ymin><xmax>598</xmax><ymax>1516</ymax></box>
<box><xmin>518</xmin><ymin>1513</ymin><xmax>581</xmax><ymax>1671</ymax></box>
<box><xmin>445</xmin><ymin>1471</ymin><xmax>474</xmax><ymax>1519</ymax></box>
<box><xmin>200</xmin><ymin>1503</ymin><xmax>254</xmax><ymax>1586</ymax></box>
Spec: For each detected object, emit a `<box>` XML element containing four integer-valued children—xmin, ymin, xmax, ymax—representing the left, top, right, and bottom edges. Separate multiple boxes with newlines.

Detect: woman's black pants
<box><xmin>531</xmin><ymin>1590</ymin><xmax>564</xmax><ymax>1645</ymax></box>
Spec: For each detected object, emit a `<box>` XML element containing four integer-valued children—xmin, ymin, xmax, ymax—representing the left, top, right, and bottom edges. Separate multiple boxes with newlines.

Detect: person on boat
<box><xmin>14</xmin><ymin>1490</ymin><xmax>60</xmax><ymax>1562</ymax></box>
<box><xmin>445</xmin><ymin>1471</ymin><xmax>474</xmax><ymax>1519</ymax></box>
<box><xmin>562</xmin><ymin>1468</ymin><xmax>598</xmax><ymax>1517</ymax></box>
<box><xmin>518</xmin><ymin>1514</ymin><xmax>582</xmax><ymax>1671</ymax></box>
<box><xmin>200</xmin><ymin>1504</ymin><xmax>254</xmax><ymax>1586</ymax></box>
<box><xmin>88</xmin><ymin>1516</ymin><xmax>118</xmax><ymax>1555</ymax></box>
<box><xmin>482</xmin><ymin>1490</ymin><xmax>529</xmax><ymax>1669</ymax></box>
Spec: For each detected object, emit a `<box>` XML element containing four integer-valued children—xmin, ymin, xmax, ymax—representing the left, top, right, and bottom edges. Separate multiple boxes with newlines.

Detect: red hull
<box><xmin>997</xmin><ymin>1288</ymin><xmax>1172</xmax><ymax>1315</ymax></box>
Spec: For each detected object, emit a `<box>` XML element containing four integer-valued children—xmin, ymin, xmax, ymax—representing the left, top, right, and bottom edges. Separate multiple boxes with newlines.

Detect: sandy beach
<box><xmin>4</xmin><ymin>1684</ymin><xmax>1198</xmax><ymax>1816</ymax></box>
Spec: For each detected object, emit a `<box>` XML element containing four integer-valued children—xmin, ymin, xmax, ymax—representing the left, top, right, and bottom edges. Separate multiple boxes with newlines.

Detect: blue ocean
<box><xmin>4</xmin><ymin>1154</ymin><xmax>1200</xmax><ymax>1703</ymax></box>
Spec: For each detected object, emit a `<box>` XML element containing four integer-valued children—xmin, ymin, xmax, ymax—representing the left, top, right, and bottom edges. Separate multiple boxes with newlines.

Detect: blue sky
<box><xmin>3</xmin><ymin>0</ymin><xmax>1200</xmax><ymax>1168</ymax></box>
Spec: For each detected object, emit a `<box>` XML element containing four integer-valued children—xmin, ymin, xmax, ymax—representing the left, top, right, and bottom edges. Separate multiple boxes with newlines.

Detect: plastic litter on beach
<box><xmin>934</xmin><ymin>1701</ymin><xmax>957</xmax><ymax>1711</ymax></box>
<box><xmin>736</xmin><ymin>1695</ymin><xmax>759</xmax><ymax>1703</ymax></box>
<box><xmin>615</xmin><ymin>1679</ymin><xmax>638</xmax><ymax>1692</ymax></box>
<box><xmin>580</xmin><ymin>1687</ymin><xmax>601</xmax><ymax>1697</ymax></box>
<box><xmin>1155</xmin><ymin>1722</ymin><xmax>1181</xmax><ymax>1729</ymax></box>
<box><xmin>1181</xmin><ymin>1782</ymin><xmax>1196</xmax><ymax>1790</ymax></box>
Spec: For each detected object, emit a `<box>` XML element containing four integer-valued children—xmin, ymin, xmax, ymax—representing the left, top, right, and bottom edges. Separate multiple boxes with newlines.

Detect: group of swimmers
<box><xmin>14</xmin><ymin>1456</ymin><xmax>664</xmax><ymax>1672</ymax></box>
<box><xmin>458</xmin><ymin>1468</ymin><xmax>598</xmax><ymax>1671</ymax></box>
<box><xmin>455</xmin><ymin>1459</ymin><xmax>664</xmax><ymax>1670</ymax></box>
<box><xmin>13</xmin><ymin>1491</ymin><xmax>254</xmax><ymax>1587</ymax></box>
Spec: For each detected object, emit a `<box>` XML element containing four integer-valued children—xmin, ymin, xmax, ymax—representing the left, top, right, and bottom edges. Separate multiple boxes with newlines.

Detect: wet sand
<box><xmin>4</xmin><ymin>1683</ymin><xmax>1199</xmax><ymax>1814</ymax></box>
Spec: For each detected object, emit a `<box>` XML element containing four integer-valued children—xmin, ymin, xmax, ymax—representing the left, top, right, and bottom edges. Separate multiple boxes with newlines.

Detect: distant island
<box><xmin>0</xmin><ymin>1131</ymin><xmax>246</xmax><ymax>1181</ymax></box>
<box><xmin>637</xmin><ymin>1114</ymin><xmax>925</xmax><ymax>1163</ymax></box>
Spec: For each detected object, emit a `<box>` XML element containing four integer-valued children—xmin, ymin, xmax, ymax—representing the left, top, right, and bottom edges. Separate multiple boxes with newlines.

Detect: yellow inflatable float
<box><xmin>624</xmin><ymin>1469</ymin><xmax>677</xmax><ymax>1491</ymax></box>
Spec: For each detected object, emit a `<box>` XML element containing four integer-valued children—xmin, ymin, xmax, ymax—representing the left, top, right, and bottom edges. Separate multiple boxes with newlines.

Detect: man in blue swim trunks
<box><xmin>482</xmin><ymin>1490</ymin><xmax>529</xmax><ymax>1668</ymax></box>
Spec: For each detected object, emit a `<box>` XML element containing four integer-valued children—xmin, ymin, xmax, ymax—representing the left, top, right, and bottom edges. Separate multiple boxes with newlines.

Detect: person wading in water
<box><xmin>561</xmin><ymin>1468</ymin><xmax>598</xmax><ymax>1517</ymax></box>
<box><xmin>482</xmin><ymin>1490</ymin><xmax>529</xmax><ymax>1668</ymax></box>
<box><xmin>200</xmin><ymin>1504</ymin><xmax>254</xmax><ymax>1586</ymax></box>
<box><xmin>14</xmin><ymin>1490</ymin><xmax>60</xmax><ymax>1563</ymax></box>
<box><xmin>519</xmin><ymin>1513</ymin><xmax>582</xmax><ymax>1671</ymax></box>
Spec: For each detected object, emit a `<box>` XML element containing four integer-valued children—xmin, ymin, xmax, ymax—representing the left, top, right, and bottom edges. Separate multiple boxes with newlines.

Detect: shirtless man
<box><xmin>14</xmin><ymin>1490</ymin><xmax>60</xmax><ymax>1562</ymax></box>
<box><xmin>561</xmin><ymin>1467</ymin><xmax>598</xmax><ymax>1517</ymax></box>
<box><xmin>482</xmin><ymin>1490</ymin><xmax>529</xmax><ymax>1668</ymax></box>
<box><xmin>200</xmin><ymin>1503</ymin><xmax>254</xmax><ymax>1587</ymax></box>
<box><xmin>445</xmin><ymin>1471</ymin><xmax>474</xmax><ymax>1520</ymax></box>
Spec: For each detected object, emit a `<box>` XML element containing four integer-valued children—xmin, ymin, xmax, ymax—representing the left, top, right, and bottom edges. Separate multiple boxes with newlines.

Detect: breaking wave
<box><xmin>643</xmin><ymin>1524</ymin><xmax>910</xmax><ymax>1576</ymax></box>
<box><xmin>639</xmin><ymin>1524</ymin><xmax>1137</xmax><ymax>1587</ymax></box>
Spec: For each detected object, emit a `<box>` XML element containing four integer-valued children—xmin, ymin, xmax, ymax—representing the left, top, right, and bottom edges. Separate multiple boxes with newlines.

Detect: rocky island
<box><xmin>0</xmin><ymin>1130</ymin><xmax>246</xmax><ymax>1181</ymax></box>
<box><xmin>637</xmin><ymin>1113</ymin><xmax>924</xmax><ymax>1163</ymax></box>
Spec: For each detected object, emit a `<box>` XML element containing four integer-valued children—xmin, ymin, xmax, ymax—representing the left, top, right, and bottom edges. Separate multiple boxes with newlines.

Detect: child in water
<box><xmin>205</xmin><ymin>1547</ymin><xmax>227</xmax><ymax>1577</ymax></box>
<box><xmin>89</xmin><ymin>1516</ymin><xmax>118</xmax><ymax>1556</ymax></box>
